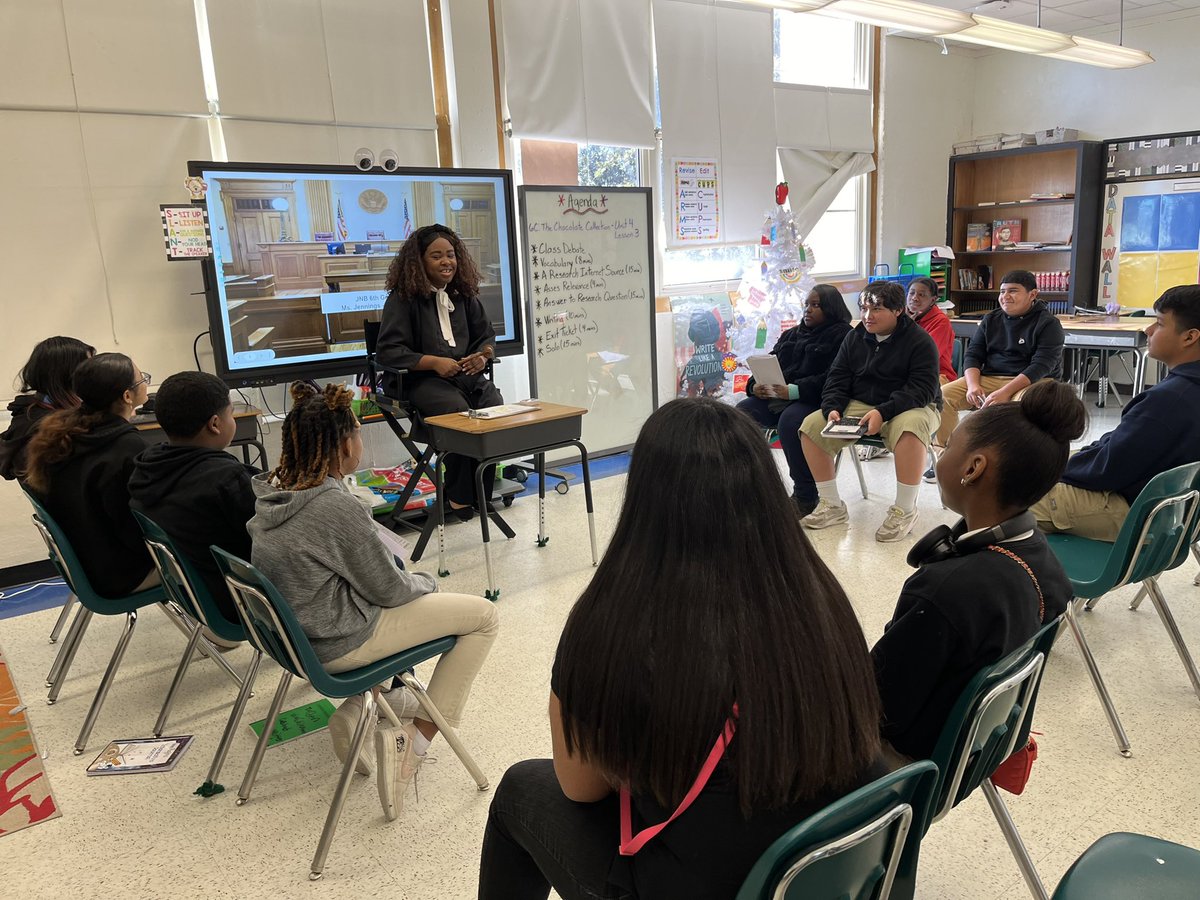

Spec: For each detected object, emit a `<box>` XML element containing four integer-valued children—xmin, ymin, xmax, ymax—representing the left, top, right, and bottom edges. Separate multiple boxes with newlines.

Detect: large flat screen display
<box><xmin>189</xmin><ymin>161</ymin><xmax>522</xmax><ymax>387</ymax></box>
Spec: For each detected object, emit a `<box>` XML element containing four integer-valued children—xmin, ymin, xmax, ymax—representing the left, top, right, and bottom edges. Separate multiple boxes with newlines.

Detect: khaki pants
<box><xmin>800</xmin><ymin>401</ymin><xmax>941</xmax><ymax>459</ymax></box>
<box><xmin>937</xmin><ymin>375</ymin><xmax>1030</xmax><ymax>447</ymax></box>
<box><xmin>1030</xmin><ymin>484</ymin><xmax>1130</xmax><ymax>543</ymax></box>
<box><xmin>326</xmin><ymin>592</ymin><xmax>499</xmax><ymax>727</ymax></box>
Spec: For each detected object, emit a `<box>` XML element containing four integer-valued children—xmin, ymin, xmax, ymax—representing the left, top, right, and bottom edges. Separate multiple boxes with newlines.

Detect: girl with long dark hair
<box><xmin>1</xmin><ymin>335</ymin><xmax>94</xmax><ymax>480</ymax></box>
<box><xmin>479</xmin><ymin>397</ymin><xmax>885</xmax><ymax>900</ymax></box>
<box><xmin>24</xmin><ymin>352</ymin><xmax>157</xmax><ymax>596</ymax></box>
<box><xmin>377</xmin><ymin>223</ymin><xmax>502</xmax><ymax>519</ymax></box>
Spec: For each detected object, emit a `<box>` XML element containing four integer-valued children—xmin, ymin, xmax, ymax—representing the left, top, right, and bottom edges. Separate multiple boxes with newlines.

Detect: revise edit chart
<box><xmin>519</xmin><ymin>187</ymin><xmax>657</xmax><ymax>456</ymax></box>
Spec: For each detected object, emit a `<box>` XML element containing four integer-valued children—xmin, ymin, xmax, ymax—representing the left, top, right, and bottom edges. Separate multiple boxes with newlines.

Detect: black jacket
<box><xmin>871</xmin><ymin>529</ymin><xmax>1072</xmax><ymax>760</ymax></box>
<box><xmin>1</xmin><ymin>394</ymin><xmax>54</xmax><ymax>481</ymax></box>
<box><xmin>376</xmin><ymin>288</ymin><xmax>496</xmax><ymax>398</ymax></box>
<box><xmin>33</xmin><ymin>413</ymin><xmax>154</xmax><ymax>598</ymax></box>
<box><xmin>745</xmin><ymin>320</ymin><xmax>853</xmax><ymax>406</ymax></box>
<box><xmin>821</xmin><ymin>314</ymin><xmax>941</xmax><ymax>421</ymax></box>
<box><xmin>963</xmin><ymin>300</ymin><xmax>1065</xmax><ymax>381</ymax></box>
<box><xmin>128</xmin><ymin>443</ymin><xmax>257</xmax><ymax>619</ymax></box>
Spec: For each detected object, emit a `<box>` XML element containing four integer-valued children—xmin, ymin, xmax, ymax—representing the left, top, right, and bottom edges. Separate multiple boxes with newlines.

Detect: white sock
<box><xmin>413</xmin><ymin>728</ymin><xmax>432</xmax><ymax>757</ymax></box>
<box><xmin>895</xmin><ymin>482</ymin><xmax>919</xmax><ymax>512</ymax></box>
<box><xmin>816</xmin><ymin>480</ymin><xmax>842</xmax><ymax>505</ymax></box>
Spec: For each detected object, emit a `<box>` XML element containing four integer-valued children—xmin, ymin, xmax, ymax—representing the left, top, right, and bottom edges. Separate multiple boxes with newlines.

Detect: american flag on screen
<box><xmin>402</xmin><ymin>198</ymin><xmax>413</xmax><ymax>238</ymax></box>
<box><xmin>336</xmin><ymin>197</ymin><xmax>348</xmax><ymax>240</ymax></box>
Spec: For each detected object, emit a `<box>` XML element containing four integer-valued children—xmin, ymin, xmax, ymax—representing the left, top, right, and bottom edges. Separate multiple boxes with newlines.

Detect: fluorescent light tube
<box><xmin>947</xmin><ymin>14</ymin><xmax>1074</xmax><ymax>53</ymax></box>
<box><xmin>1041</xmin><ymin>36</ymin><xmax>1154</xmax><ymax>69</ymax></box>
<box><xmin>819</xmin><ymin>0</ymin><xmax>973</xmax><ymax>35</ymax></box>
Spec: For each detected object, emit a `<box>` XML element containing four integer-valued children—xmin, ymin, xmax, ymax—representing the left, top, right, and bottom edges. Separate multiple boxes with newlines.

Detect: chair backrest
<box><xmin>926</xmin><ymin>617</ymin><xmax>1064</xmax><ymax>829</ymax></box>
<box><xmin>736</xmin><ymin>760</ymin><xmax>938</xmax><ymax>900</ymax></box>
<box><xmin>210</xmin><ymin>546</ymin><xmax>329</xmax><ymax>686</ymax></box>
<box><xmin>950</xmin><ymin>340</ymin><xmax>964</xmax><ymax>377</ymax></box>
<box><xmin>1093</xmin><ymin>462</ymin><xmax>1200</xmax><ymax>591</ymax></box>
<box><xmin>130</xmin><ymin>509</ymin><xmax>244</xmax><ymax>642</ymax></box>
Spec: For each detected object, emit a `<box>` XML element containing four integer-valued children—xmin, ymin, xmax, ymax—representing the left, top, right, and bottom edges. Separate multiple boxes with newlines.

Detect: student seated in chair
<box><xmin>870</xmin><ymin>381</ymin><xmax>1081</xmax><ymax>761</ymax></box>
<box><xmin>24</xmin><ymin>353</ymin><xmax>158</xmax><ymax>596</ymax></box>
<box><xmin>1030</xmin><ymin>284</ymin><xmax>1200</xmax><ymax>542</ymax></box>
<box><xmin>128</xmin><ymin>371</ymin><xmax>255</xmax><ymax>636</ymax></box>
<box><xmin>1</xmin><ymin>335</ymin><xmax>94</xmax><ymax>481</ymax></box>
<box><xmin>247</xmin><ymin>381</ymin><xmax>498</xmax><ymax>821</ymax></box>
<box><xmin>479</xmin><ymin>399</ymin><xmax>886</xmax><ymax>900</ymax></box>
<box><xmin>736</xmin><ymin>284</ymin><xmax>853</xmax><ymax>517</ymax></box>
<box><xmin>907</xmin><ymin>276</ymin><xmax>956</xmax><ymax>387</ymax></box>
<box><xmin>936</xmin><ymin>269</ymin><xmax>1065</xmax><ymax>451</ymax></box>
<box><xmin>798</xmin><ymin>280</ymin><xmax>942</xmax><ymax>542</ymax></box>
<box><xmin>377</xmin><ymin>223</ymin><xmax>501</xmax><ymax>521</ymax></box>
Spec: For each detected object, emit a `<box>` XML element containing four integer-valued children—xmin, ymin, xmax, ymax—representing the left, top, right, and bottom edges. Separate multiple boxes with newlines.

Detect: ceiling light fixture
<box><xmin>1040</xmin><ymin>34</ymin><xmax>1154</xmax><ymax>68</ymax></box>
<box><xmin>948</xmin><ymin>14</ymin><xmax>1074</xmax><ymax>53</ymax></box>
<box><xmin>817</xmin><ymin>0</ymin><xmax>972</xmax><ymax>35</ymax></box>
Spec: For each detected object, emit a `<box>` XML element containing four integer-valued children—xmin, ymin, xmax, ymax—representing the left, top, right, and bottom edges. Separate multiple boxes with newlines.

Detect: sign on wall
<box><xmin>160</xmin><ymin>204</ymin><xmax>212</xmax><ymax>260</ymax></box>
<box><xmin>671</xmin><ymin>158</ymin><xmax>721</xmax><ymax>243</ymax></box>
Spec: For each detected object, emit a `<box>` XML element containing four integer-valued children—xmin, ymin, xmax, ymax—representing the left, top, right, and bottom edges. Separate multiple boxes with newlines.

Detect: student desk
<box><xmin>950</xmin><ymin>315</ymin><xmax>1153</xmax><ymax>408</ymax></box>
<box><xmin>132</xmin><ymin>403</ymin><xmax>268</xmax><ymax>469</ymax></box>
<box><xmin>422</xmin><ymin>403</ymin><xmax>596</xmax><ymax>600</ymax></box>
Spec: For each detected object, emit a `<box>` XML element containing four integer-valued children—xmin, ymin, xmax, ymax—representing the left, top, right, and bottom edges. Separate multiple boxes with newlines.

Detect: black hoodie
<box><xmin>821</xmin><ymin>313</ymin><xmax>941</xmax><ymax>421</ymax></box>
<box><xmin>1</xmin><ymin>394</ymin><xmax>54</xmax><ymax>481</ymax></box>
<box><xmin>963</xmin><ymin>299</ymin><xmax>1065</xmax><ymax>382</ymax></box>
<box><xmin>128</xmin><ymin>443</ymin><xmax>257</xmax><ymax>618</ymax></box>
<box><xmin>33</xmin><ymin>413</ymin><xmax>154</xmax><ymax>597</ymax></box>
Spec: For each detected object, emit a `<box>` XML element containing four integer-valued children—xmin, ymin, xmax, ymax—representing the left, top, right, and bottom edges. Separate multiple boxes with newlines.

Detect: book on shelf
<box><xmin>992</xmin><ymin>219</ymin><xmax>1022</xmax><ymax>250</ymax></box>
<box><xmin>957</xmin><ymin>265</ymin><xmax>992</xmax><ymax>291</ymax></box>
<box><xmin>966</xmin><ymin>224</ymin><xmax>992</xmax><ymax>252</ymax></box>
<box><xmin>1040</xmin><ymin>243</ymin><xmax>1072</xmax><ymax>251</ymax></box>
<box><xmin>1012</xmin><ymin>241</ymin><xmax>1044</xmax><ymax>250</ymax></box>
<box><xmin>1030</xmin><ymin>192</ymin><xmax>1075</xmax><ymax>200</ymax></box>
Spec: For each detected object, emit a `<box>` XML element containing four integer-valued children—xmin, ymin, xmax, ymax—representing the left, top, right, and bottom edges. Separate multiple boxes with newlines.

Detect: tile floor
<box><xmin>3</xmin><ymin>400</ymin><xmax>1200</xmax><ymax>899</ymax></box>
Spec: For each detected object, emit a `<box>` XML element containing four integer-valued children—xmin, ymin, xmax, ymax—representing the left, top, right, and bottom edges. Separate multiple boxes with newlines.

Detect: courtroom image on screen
<box><xmin>197</xmin><ymin>166</ymin><xmax>518</xmax><ymax>379</ymax></box>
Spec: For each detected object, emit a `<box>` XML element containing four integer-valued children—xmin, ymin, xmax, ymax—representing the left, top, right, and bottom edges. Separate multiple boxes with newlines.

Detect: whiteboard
<box><xmin>519</xmin><ymin>186</ymin><xmax>657</xmax><ymax>456</ymax></box>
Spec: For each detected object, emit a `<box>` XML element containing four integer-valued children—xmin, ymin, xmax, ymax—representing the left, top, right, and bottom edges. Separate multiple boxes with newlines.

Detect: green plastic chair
<box><xmin>1052</xmin><ymin>832</ymin><xmax>1200</xmax><ymax>900</ymax></box>
<box><xmin>735</xmin><ymin>760</ymin><xmax>938</xmax><ymax>900</ymax></box>
<box><xmin>22</xmin><ymin>490</ymin><xmax>172</xmax><ymax>754</ymax></box>
<box><xmin>210</xmin><ymin>547</ymin><xmax>489</xmax><ymax>880</ymax></box>
<box><xmin>1045</xmin><ymin>461</ymin><xmax>1200</xmax><ymax>757</ymax></box>
<box><xmin>917</xmin><ymin>617</ymin><xmax>1066</xmax><ymax>900</ymax></box>
<box><xmin>130</xmin><ymin>510</ymin><xmax>261</xmax><ymax>798</ymax></box>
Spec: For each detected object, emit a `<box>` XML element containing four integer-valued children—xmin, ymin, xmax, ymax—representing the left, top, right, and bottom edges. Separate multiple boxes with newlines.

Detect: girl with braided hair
<box><xmin>377</xmin><ymin>223</ymin><xmax>502</xmax><ymax>520</ymax></box>
<box><xmin>248</xmin><ymin>381</ymin><xmax>499</xmax><ymax>821</ymax></box>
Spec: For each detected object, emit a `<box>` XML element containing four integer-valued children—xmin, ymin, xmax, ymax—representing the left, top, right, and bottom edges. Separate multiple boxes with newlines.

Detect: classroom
<box><xmin>2</xmin><ymin>1</ymin><xmax>1200</xmax><ymax>898</ymax></box>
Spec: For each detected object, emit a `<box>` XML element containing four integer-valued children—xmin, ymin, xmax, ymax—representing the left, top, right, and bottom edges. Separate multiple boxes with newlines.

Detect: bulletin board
<box><xmin>1098</xmin><ymin>131</ymin><xmax>1200</xmax><ymax>308</ymax></box>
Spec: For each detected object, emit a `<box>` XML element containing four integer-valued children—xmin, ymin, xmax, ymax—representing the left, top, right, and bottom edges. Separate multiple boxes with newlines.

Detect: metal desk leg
<box><xmin>1096</xmin><ymin>350</ymin><xmax>1110</xmax><ymax>409</ymax></box>
<box><xmin>576</xmin><ymin>441</ymin><xmax>598</xmax><ymax>566</ymax></box>
<box><xmin>476</xmin><ymin>462</ymin><xmax>497</xmax><ymax>601</ymax></box>
<box><xmin>436</xmin><ymin>453</ymin><xmax>449</xmax><ymax>577</ymax></box>
<box><xmin>1133</xmin><ymin>348</ymin><xmax>1149</xmax><ymax>397</ymax></box>
<box><xmin>535</xmin><ymin>452</ymin><xmax>549</xmax><ymax>547</ymax></box>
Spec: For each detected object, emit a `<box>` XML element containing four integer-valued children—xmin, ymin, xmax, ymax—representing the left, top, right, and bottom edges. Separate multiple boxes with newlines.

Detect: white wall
<box><xmin>876</xmin><ymin>35</ymin><xmax>977</xmax><ymax>269</ymax></box>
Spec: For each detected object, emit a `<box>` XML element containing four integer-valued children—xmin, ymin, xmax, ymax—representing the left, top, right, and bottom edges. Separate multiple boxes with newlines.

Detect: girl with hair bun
<box><xmin>247</xmin><ymin>381</ymin><xmax>498</xmax><ymax>821</ymax></box>
<box><xmin>870</xmin><ymin>380</ymin><xmax>1084</xmax><ymax>761</ymax></box>
<box><xmin>23</xmin><ymin>351</ymin><xmax>157</xmax><ymax>597</ymax></box>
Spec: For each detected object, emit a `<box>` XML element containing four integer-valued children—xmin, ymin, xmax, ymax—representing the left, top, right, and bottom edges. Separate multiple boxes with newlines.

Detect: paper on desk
<box><xmin>747</xmin><ymin>355</ymin><xmax>786</xmax><ymax>386</ymax></box>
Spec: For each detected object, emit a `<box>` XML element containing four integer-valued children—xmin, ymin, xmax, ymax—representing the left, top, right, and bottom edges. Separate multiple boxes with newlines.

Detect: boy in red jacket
<box><xmin>907</xmin><ymin>277</ymin><xmax>956</xmax><ymax>482</ymax></box>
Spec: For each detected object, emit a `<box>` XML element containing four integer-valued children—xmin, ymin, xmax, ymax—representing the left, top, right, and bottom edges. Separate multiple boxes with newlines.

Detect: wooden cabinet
<box><xmin>946</xmin><ymin>142</ymin><xmax>1103</xmax><ymax>316</ymax></box>
<box><xmin>256</xmin><ymin>241</ymin><xmax>406</xmax><ymax>292</ymax></box>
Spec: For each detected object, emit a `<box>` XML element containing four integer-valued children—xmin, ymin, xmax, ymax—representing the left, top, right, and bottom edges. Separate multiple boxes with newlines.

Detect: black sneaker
<box><xmin>922</xmin><ymin>467</ymin><xmax>937</xmax><ymax>484</ymax></box>
<box><xmin>793</xmin><ymin>495</ymin><xmax>817</xmax><ymax>518</ymax></box>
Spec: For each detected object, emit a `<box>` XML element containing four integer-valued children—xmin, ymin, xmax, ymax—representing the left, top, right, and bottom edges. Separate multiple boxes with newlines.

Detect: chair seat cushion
<box><xmin>1053</xmin><ymin>832</ymin><xmax>1200</xmax><ymax>900</ymax></box>
<box><xmin>1045</xmin><ymin>533</ymin><xmax>1115</xmax><ymax>597</ymax></box>
<box><xmin>308</xmin><ymin>636</ymin><xmax>457</xmax><ymax>698</ymax></box>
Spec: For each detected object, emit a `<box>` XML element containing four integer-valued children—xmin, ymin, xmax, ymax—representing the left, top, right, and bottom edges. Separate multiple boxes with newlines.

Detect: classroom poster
<box><xmin>672</xmin><ymin>158</ymin><xmax>721</xmax><ymax>243</ymax></box>
<box><xmin>160</xmin><ymin>205</ymin><xmax>212</xmax><ymax>260</ymax></box>
<box><xmin>1098</xmin><ymin>180</ymin><xmax>1200</xmax><ymax>308</ymax></box>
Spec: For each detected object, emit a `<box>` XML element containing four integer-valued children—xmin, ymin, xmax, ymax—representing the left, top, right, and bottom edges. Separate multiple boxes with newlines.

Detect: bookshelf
<box><xmin>946</xmin><ymin>142</ymin><xmax>1103</xmax><ymax>316</ymax></box>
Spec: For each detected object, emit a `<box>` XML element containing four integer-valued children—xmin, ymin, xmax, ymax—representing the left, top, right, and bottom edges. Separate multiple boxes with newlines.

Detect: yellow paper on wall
<box><xmin>1117</xmin><ymin>253</ymin><xmax>1159</xmax><ymax>308</ymax></box>
<box><xmin>1157</xmin><ymin>251</ymin><xmax>1200</xmax><ymax>296</ymax></box>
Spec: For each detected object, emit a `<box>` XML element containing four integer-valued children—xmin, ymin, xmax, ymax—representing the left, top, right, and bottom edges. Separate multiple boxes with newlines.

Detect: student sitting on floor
<box><xmin>870</xmin><ymin>381</ymin><xmax>1080</xmax><ymax>761</ymax></box>
<box><xmin>798</xmin><ymin>280</ymin><xmax>942</xmax><ymax>542</ymax></box>
<box><xmin>128</xmin><ymin>371</ymin><xmax>255</xmax><ymax>634</ymax></box>
<box><xmin>736</xmin><ymin>284</ymin><xmax>853</xmax><ymax>517</ymax></box>
<box><xmin>1030</xmin><ymin>284</ymin><xmax>1200</xmax><ymax>542</ymax></box>
<box><xmin>936</xmin><ymin>270</ymin><xmax>1065</xmax><ymax>453</ymax></box>
<box><xmin>247</xmin><ymin>381</ymin><xmax>498</xmax><ymax>821</ymax></box>
<box><xmin>479</xmin><ymin>398</ymin><xmax>886</xmax><ymax>900</ymax></box>
<box><xmin>1</xmin><ymin>335</ymin><xmax>94</xmax><ymax>481</ymax></box>
<box><xmin>24</xmin><ymin>353</ymin><xmax>158</xmax><ymax>596</ymax></box>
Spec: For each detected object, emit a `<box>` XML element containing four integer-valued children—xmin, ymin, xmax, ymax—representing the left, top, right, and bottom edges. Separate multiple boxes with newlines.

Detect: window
<box><xmin>517</xmin><ymin>140</ymin><xmax>641</xmax><ymax>188</ymax></box>
<box><xmin>774</xmin><ymin>12</ymin><xmax>867</xmax><ymax>89</ymax></box>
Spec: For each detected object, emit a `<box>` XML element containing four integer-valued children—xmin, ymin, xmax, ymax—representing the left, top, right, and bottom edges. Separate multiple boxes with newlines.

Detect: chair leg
<box><xmin>1143</xmin><ymin>577</ymin><xmax>1200</xmax><ymax>703</ymax></box>
<box><xmin>398</xmin><ymin>671</ymin><xmax>488</xmax><ymax>791</ymax></box>
<box><xmin>48</xmin><ymin>594</ymin><xmax>76</xmax><ymax>643</ymax></box>
<box><xmin>846</xmin><ymin>447</ymin><xmax>868</xmax><ymax>499</ymax></box>
<box><xmin>237</xmin><ymin>670</ymin><xmax>292</xmax><ymax>805</ymax></box>
<box><xmin>979</xmin><ymin>780</ymin><xmax>1049</xmax><ymax>900</ymax></box>
<box><xmin>46</xmin><ymin>606</ymin><xmax>92</xmax><ymax>696</ymax></box>
<box><xmin>1065</xmin><ymin>597</ymin><xmax>1132</xmax><ymax>757</ymax></box>
<box><xmin>73</xmin><ymin>610</ymin><xmax>138</xmax><ymax>755</ymax></box>
<box><xmin>196</xmin><ymin>650</ymin><xmax>262</xmax><ymax>798</ymax></box>
<box><xmin>1129</xmin><ymin>586</ymin><xmax>1147</xmax><ymax>611</ymax></box>
<box><xmin>154</xmin><ymin>620</ymin><xmax>203</xmax><ymax>737</ymax></box>
<box><xmin>1084</xmin><ymin>591</ymin><xmax>1108</xmax><ymax>612</ymax></box>
<box><xmin>309</xmin><ymin>690</ymin><xmax>377</xmax><ymax>881</ymax></box>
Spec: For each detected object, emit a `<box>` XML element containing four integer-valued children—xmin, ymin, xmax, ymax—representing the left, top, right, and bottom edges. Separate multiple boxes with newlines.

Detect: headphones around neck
<box><xmin>906</xmin><ymin>511</ymin><xmax>1037</xmax><ymax>568</ymax></box>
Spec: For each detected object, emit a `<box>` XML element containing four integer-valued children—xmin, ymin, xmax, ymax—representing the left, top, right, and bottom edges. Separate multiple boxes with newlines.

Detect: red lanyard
<box><xmin>618</xmin><ymin>714</ymin><xmax>737</xmax><ymax>857</ymax></box>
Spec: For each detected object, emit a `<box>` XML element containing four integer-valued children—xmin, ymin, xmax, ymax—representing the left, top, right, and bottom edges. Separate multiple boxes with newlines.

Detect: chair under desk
<box><xmin>422</xmin><ymin>402</ymin><xmax>598</xmax><ymax>600</ymax></box>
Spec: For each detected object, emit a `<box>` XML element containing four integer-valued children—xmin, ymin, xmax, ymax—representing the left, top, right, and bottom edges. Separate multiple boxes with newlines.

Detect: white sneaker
<box><xmin>801</xmin><ymin>499</ymin><xmax>850</xmax><ymax>530</ymax></box>
<box><xmin>375</xmin><ymin>721</ymin><xmax>425</xmax><ymax>821</ymax></box>
<box><xmin>328</xmin><ymin>695</ymin><xmax>376</xmax><ymax>776</ymax></box>
<box><xmin>380</xmin><ymin>685</ymin><xmax>422</xmax><ymax>722</ymax></box>
<box><xmin>876</xmin><ymin>506</ymin><xmax>919</xmax><ymax>543</ymax></box>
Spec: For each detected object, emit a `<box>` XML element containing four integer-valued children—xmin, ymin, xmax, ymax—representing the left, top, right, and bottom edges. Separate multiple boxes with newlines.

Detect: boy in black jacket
<box><xmin>799</xmin><ymin>281</ymin><xmax>941</xmax><ymax>542</ymax></box>
<box><xmin>128</xmin><ymin>372</ymin><xmax>255</xmax><ymax>623</ymax></box>
<box><xmin>936</xmin><ymin>270</ymin><xmax>1065</xmax><ymax>449</ymax></box>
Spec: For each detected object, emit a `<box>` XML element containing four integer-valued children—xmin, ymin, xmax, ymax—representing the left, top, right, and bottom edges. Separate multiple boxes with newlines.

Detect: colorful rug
<box><xmin>0</xmin><ymin>645</ymin><xmax>60</xmax><ymax>836</ymax></box>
